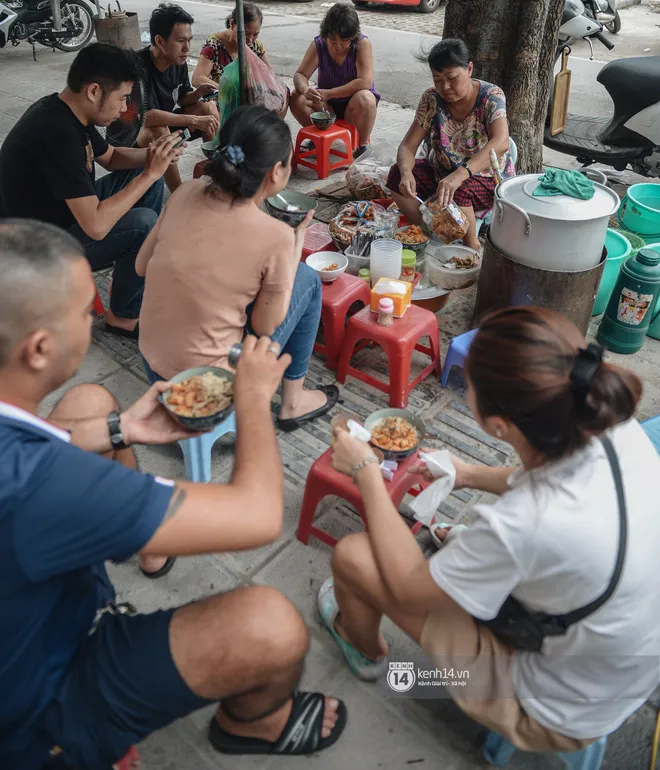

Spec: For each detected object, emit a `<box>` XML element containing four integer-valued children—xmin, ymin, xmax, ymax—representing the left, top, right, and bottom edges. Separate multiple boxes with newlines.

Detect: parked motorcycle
<box><xmin>544</xmin><ymin>0</ymin><xmax>660</xmax><ymax>178</ymax></box>
<box><xmin>584</xmin><ymin>0</ymin><xmax>621</xmax><ymax>35</ymax></box>
<box><xmin>0</xmin><ymin>0</ymin><xmax>95</xmax><ymax>51</ymax></box>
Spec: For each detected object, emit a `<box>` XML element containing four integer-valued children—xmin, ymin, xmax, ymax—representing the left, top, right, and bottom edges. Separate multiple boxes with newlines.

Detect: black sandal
<box><xmin>209</xmin><ymin>691</ymin><xmax>347</xmax><ymax>756</ymax></box>
<box><xmin>276</xmin><ymin>385</ymin><xmax>341</xmax><ymax>433</ymax></box>
<box><xmin>139</xmin><ymin>556</ymin><xmax>176</xmax><ymax>579</ymax></box>
<box><xmin>104</xmin><ymin>321</ymin><xmax>139</xmax><ymax>340</ymax></box>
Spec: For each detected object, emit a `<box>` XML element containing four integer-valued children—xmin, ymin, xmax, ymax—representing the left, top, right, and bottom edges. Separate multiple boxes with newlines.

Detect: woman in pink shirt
<box><xmin>137</xmin><ymin>105</ymin><xmax>339</xmax><ymax>433</ymax></box>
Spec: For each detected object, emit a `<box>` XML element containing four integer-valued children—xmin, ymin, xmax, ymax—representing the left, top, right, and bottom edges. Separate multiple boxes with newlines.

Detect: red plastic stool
<box><xmin>193</xmin><ymin>159</ymin><xmax>208</xmax><ymax>179</ymax></box>
<box><xmin>293</xmin><ymin>125</ymin><xmax>353</xmax><ymax>180</ymax></box>
<box><xmin>93</xmin><ymin>287</ymin><xmax>105</xmax><ymax>316</ymax></box>
<box><xmin>114</xmin><ymin>746</ymin><xmax>141</xmax><ymax>769</ymax></box>
<box><xmin>336</xmin><ymin>304</ymin><xmax>441</xmax><ymax>408</ymax></box>
<box><xmin>336</xmin><ymin>119</ymin><xmax>359</xmax><ymax>151</ymax></box>
<box><xmin>314</xmin><ymin>273</ymin><xmax>371</xmax><ymax>370</ymax></box>
<box><xmin>297</xmin><ymin>448</ymin><xmax>425</xmax><ymax>547</ymax></box>
<box><xmin>302</xmin><ymin>222</ymin><xmax>336</xmax><ymax>261</ymax></box>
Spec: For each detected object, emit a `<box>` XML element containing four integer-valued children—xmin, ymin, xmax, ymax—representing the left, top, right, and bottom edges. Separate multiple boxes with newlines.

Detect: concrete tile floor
<box><xmin>2</xmin><ymin>38</ymin><xmax>660</xmax><ymax>770</ymax></box>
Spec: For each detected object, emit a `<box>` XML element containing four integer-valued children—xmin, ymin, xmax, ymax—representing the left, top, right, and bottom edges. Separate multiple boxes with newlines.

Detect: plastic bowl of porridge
<box><xmin>306</xmin><ymin>252</ymin><xmax>348</xmax><ymax>282</ymax></box>
<box><xmin>162</xmin><ymin>366</ymin><xmax>235</xmax><ymax>431</ymax></box>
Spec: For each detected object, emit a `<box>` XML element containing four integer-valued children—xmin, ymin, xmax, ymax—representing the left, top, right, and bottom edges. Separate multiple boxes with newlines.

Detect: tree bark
<box><xmin>443</xmin><ymin>0</ymin><xmax>565</xmax><ymax>174</ymax></box>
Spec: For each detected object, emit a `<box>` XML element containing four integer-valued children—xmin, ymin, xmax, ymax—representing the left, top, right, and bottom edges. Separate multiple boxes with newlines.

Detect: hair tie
<box><xmin>221</xmin><ymin>144</ymin><xmax>245</xmax><ymax>167</ymax></box>
<box><xmin>570</xmin><ymin>342</ymin><xmax>604</xmax><ymax>402</ymax></box>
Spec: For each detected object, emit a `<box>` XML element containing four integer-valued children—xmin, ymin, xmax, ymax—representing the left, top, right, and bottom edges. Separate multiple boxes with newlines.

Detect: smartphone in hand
<box><xmin>174</xmin><ymin>128</ymin><xmax>191</xmax><ymax>149</ymax></box>
<box><xmin>200</xmin><ymin>90</ymin><xmax>219</xmax><ymax>103</ymax></box>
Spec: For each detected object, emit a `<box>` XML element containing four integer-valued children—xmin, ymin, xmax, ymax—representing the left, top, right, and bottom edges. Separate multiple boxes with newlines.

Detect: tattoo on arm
<box><xmin>164</xmin><ymin>486</ymin><xmax>187</xmax><ymax>521</ymax></box>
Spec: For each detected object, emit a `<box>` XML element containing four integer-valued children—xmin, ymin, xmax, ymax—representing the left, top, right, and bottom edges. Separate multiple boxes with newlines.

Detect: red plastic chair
<box><xmin>314</xmin><ymin>273</ymin><xmax>371</xmax><ymax>370</ymax></box>
<box><xmin>336</xmin><ymin>304</ymin><xmax>441</xmax><ymax>408</ymax></box>
<box><xmin>114</xmin><ymin>746</ymin><xmax>141</xmax><ymax>769</ymax></box>
<box><xmin>193</xmin><ymin>159</ymin><xmax>208</xmax><ymax>179</ymax></box>
<box><xmin>297</xmin><ymin>448</ymin><xmax>424</xmax><ymax>547</ymax></box>
<box><xmin>293</xmin><ymin>125</ymin><xmax>353</xmax><ymax>180</ymax></box>
<box><xmin>335</xmin><ymin>119</ymin><xmax>359</xmax><ymax>151</ymax></box>
<box><xmin>93</xmin><ymin>288</ymin><xmax>105</xmax><ymax>316</ymax></box>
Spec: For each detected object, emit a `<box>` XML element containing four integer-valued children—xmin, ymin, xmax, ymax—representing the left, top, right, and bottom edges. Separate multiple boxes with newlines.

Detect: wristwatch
<box><xmin>107</xmin><ymin>410</ymin><xmax>129</xmax><ymax>450</ymax></box>
<box><xmin>461</xmin><ymin>160</ymin><xmax>474</xmax><ymax>178</ymax></box>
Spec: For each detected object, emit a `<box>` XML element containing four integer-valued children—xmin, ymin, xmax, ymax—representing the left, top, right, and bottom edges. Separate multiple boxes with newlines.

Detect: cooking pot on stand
<box><xmin>490</xmin><ymin>170</ymin><xmax>620</xmax><ymax>272</ymax></box>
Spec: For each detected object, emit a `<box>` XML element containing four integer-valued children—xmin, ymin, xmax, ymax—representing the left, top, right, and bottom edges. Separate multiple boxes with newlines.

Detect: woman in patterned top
<box><xmin>290</xmin><ymin>4</ymin><xmax>379</xmax><ymax>156</ymax></box>
<box><xmin>387</xmin><ymin>39</ymin><xmax>513</xmax><ymax>251</ymax></box>
<box><xmin>192</xmin><ymin>3</ymin><xmax>269</xmax><ymax>87</ymax></box>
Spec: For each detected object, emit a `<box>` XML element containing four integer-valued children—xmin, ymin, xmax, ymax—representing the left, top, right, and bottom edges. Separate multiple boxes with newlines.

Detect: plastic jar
<box><xmin>359</xmin><ymin>268</ymin><xmax>371</xmax><ymax>284</ymax></box>
<box><xmin>400</xmin><ymin>250</ymin><xmax>417</xmax><ymax>283</ymax></box>
<box><xmin>377</xmin><ymin>297</ymin><xmax>395</xmax><ymax>327</ymax></box>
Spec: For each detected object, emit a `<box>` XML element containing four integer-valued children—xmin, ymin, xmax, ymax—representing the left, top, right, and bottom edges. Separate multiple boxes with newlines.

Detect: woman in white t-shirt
<box><xmin>319</xmin><ymin>306</ymin><xmax>660</xmax><ymax>754</ymax></box>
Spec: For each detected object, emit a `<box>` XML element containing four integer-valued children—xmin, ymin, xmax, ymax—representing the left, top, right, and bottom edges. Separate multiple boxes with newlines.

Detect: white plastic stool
<box><xmin>178</xmin><ymin>412</ymin><xmax>236</xmax><ymax>483</ymax></box>
<box><xmin>483</xmin><ymin>731</ymin><xmax>607</xmax><ymax>770</ymax></box>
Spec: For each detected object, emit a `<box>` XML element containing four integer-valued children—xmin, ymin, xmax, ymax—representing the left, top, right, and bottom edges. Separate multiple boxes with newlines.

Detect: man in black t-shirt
<box><xmin>137</xmin><ymin>3</ymin><xmax>219</xmax><ymax>192</ymax></box>
<box><xmin>0</xmin><ymin>44</ymin><xmax>182</xmax><ymax>338</ymax></box>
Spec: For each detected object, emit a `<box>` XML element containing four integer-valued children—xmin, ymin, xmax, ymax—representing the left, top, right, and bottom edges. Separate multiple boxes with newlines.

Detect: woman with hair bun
<box><xmin>320</xmin><ymin>306</ymin><xmax>660</xmax><ymax>753</ymax></box>
<box><xmin>137</xmin><ymin>105</ymin><xmax>338</xmax><ymax>432</ymax></box>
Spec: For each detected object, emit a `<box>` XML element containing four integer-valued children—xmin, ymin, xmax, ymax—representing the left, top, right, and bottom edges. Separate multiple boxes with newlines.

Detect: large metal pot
<box><xmin>490</xmin><ymin>171</ymin><xmax>620</xmax><ymax>272</ymax></box>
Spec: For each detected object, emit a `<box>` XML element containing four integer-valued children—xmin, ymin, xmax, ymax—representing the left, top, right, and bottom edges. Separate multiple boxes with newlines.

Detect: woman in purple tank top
<box><xmin>291</xmin><ymin>3</ymin><xmax>380</xmax><ymax>155</ymax></box>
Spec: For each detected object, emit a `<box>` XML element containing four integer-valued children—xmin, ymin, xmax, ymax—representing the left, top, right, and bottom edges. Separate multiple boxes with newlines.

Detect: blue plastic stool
<box><xmin>641</xmin><ymin>415</ymin><xmax>660</xmax><ymax>454</ymax></box>
<box><xmin>483</xmin><ymin>731</ymin><xmax>607</xmax><ymax>769</ymax></box>
<box><xmin>440</xmin><ymin>328</ymin><xmax>479</xmax><ymax>388</ymax></box>
<box><xmin>178</xmin><ymin>411</ymin><xmax>237</xmax><ymax>483</ymax></box>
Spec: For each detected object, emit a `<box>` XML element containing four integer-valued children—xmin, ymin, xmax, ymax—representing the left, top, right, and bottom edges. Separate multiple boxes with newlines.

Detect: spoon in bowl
<box><xmin>275</xmin><ymin>193</ymin><xmax>300</xmax><ymax>213</ymax></box>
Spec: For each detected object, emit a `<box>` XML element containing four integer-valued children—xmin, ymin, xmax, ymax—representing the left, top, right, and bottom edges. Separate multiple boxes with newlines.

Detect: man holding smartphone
<box><xmin>0</xmin><ymin>43</ymin><xmax>182</xmax><ymax>339</ymax></box>
<box><xmin>137</xmin><ymin>3</ymin><xmax>220</xmax><ymax>192</ymax></box>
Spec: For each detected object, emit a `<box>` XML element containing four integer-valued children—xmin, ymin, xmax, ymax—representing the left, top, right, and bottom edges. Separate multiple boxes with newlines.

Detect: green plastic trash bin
<box><xmin>592</xmin><ymin>229</ymin><xmax>632</xmax><ymax>316</ymax></box>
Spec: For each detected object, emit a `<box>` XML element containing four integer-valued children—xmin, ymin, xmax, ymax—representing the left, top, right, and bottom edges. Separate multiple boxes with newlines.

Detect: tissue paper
<box><xmin>407</xmin><ymin>450</ymin><xmax>456</xmax><ymax>527</ymax></box>
<box><xmin>347</xmin><ymin>419</ymin><xmax>371</xmax><ymax>443</ymax></box>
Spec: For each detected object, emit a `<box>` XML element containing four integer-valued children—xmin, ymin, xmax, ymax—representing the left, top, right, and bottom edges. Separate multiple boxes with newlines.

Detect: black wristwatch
<box><xmin>461</xmin><ymin>160</ymin><xmax>474</xmax><ymax>178</ymax></box>
<box><xmin>107</xmin><ymin>410</ymin><xmax>129</xmax><ymax>450</ymax></box>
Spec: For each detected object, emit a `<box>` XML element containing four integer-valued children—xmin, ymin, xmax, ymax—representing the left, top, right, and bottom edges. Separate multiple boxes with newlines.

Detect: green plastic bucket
<box><xmin>592</xmin><ymin>229</ymin><xmax>632</xmax><ymax>316</ymax></box>
<box><xmin>620</xmin><ymin>184</ymin><xmax>660</xmax><ymax>236</ymax></box>
<box><xmin>645</xmin><ymin>242</ymin><xmax>660</xmax><ymax>339</ymax></box>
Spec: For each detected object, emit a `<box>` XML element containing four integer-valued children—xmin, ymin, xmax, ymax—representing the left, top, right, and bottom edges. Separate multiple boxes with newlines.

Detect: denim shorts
<box><xmin>33</xmin><ymin>608</ymin><xmax>211</xmax><ymax>770</ymax></box>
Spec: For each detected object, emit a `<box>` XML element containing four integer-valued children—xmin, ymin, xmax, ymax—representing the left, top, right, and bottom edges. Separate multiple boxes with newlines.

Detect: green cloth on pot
<box><xmin>533</xmin><ymin>168</ymin><xmax>595</xmax><ymax>200</ymax></box>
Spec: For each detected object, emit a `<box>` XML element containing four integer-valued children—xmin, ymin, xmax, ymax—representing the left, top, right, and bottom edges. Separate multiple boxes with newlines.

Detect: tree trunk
<box><xmin>443</xmin><ymin>0</ymin><xmax>564</xmax><ymax>174</ymax></box>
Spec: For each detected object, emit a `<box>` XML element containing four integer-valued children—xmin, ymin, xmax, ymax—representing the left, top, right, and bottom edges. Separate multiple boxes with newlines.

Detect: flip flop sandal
<box><xmin>105</xmin><ymin>322</ymin><xmax>139</xmax><ymax>340</ymax></box>
<box><xmin>208</xmin><ymin>690</ymin><xmax>347</xmax><ymax>755</ymax></box>
<box><xmin>429</xmin><ymin>521</ymin><xmax>468</xmax><ymax>550</ymax></box>
<box><xmin>139</xmin><ymin>556</ymin><xmax>176</xmax><ymax>579</ymax></box>
<box><xmin>317</xmin><ymin>577</ymin><xmax>388</xmax><ymax>682</ymax></box>
<box><xmin>276</xmin><ymin>385</ymin><xmax>341</xmax><ymax>433</ymax></box>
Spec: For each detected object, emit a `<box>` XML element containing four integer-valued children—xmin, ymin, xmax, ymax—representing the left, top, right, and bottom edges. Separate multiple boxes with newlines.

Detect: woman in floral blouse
<box><xmin>387</xmin><ymin>39</ymin><xmax>513</xmax><ymax>251</ymax></box>
<box><xmin>192</xmin><ymin>3</ymin><xmax>270</xmax><ymax>86</ymax></box>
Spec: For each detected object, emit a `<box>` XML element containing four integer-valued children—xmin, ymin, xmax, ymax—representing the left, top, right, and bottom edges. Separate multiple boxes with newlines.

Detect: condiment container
<box><xmin>370</xmin><ymin>277</ymin><xmax>412</xmax><ymax>318</ymax></box>
<box><xmin>359</xmin><ymin>268</ymin><xmax>371</xmax><ymax>283</ymax></box>
<box><xmin>377</xmin><ymin>298</ymin><xmax>394</xmax><ymax>327</ymax></box>
<box><xmin>400</xmin><ymin>250</ymin><xmax>417</xmax><ymax>283</ymax></box>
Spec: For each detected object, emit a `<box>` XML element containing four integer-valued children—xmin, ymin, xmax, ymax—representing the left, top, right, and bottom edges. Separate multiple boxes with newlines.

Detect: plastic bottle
<box><xmin>597</xmin><ymin>248</ymin><xmax>660</xmax><ymax>354</ymax></box>
<box><xmin>400</xmin><ymin>250</ymin><xmax>417</xmax><ymax>283</ymax></box>
<box><xmin>359</xmin><ymin>268</ymin><xmax>371</xmax><ymax>284</ymax></box>
<box><xmin>377</xmin><ymin>298</ymin><xmax>395</xmax><ymax>327</ymax></box>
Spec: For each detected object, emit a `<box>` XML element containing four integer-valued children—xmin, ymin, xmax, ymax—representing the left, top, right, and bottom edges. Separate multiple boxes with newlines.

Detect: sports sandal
<box><xmin>276</xmin><ymin>385</ymin><xmax>341</xmax><ymax>432</ymax></box>
<box><xmin>209</xmin><ymin>691</ymin><xmax>347</xmax><ymax>755</ymax></box>
<box><xmin>317</xmin><ymin>577</ymin><xmax>388</xmax><ymax>682</ymax></box>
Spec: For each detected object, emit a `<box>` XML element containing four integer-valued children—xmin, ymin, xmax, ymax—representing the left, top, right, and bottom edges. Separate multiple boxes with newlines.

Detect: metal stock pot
<box><xmin>489</xmin><ymin>171</ymin><xmax>620</xmax><ymax>271</ymax></box>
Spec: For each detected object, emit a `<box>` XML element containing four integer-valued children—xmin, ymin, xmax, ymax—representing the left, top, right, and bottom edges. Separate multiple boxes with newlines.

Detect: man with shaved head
<box><xmin>0</xmin><ymin>222</ymin><xmax>345</xmax><ymax>770</ymax></box>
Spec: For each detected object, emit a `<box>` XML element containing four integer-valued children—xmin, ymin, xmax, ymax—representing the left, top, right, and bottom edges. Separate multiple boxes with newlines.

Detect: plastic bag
<box><xmin>217</xmin><ymin>47</ymin><xmax>288</xmax><ymax>127</ymax></box>
<box><xmin>424</xmin><ymin>199</ymin><xmax>469</xmax><ymax>244</ymax></box>
<box><xmin>346</xmin><ymin>143</ymin><xmax>397</xmax><ymax>201</ymax></box>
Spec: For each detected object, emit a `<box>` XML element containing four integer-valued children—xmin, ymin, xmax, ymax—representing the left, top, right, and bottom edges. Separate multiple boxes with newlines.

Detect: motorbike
<box><xmin>584</xmin><ymin>0</ymin><xmax>621</xmax><ymax>35</ymax></box>
<box><xmin>544</xmin><ymin>0</ymin><xmax>660</xmax><ymax>178</ymax></box>
<box><xmin>0</xmin><ymin>0</ymin><xmax>95</xmax><ymax>52</ymax></box>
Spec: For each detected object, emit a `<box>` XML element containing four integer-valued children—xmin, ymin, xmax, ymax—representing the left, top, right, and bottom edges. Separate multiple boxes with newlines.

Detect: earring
<box><xmin>495</xmin><ymin>428</ymin><xmax>503</xmax><ymax>438</ymax></box>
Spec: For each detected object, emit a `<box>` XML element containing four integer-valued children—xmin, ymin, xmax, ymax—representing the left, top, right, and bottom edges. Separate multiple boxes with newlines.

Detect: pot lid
<box><xmin>497</xmin><ymin>173</ymin><xmax>620</xmax><ymax>222</ymax></box>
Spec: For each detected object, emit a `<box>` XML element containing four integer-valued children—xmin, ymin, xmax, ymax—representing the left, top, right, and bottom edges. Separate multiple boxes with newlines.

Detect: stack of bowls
<box><xmin>370</xmin><ymin>239</ymin><xmax>402</xmax><ymax>287</ymax></box>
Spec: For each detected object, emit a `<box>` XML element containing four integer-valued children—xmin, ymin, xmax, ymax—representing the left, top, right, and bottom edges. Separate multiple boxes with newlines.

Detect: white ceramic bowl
<box><xmin>306</xmin><ymin>252</ymin><xmax>349</xmax><ymax>283</ymax></box>
<box><xmin>427</xmin><ymin>244</ymin><xmax>481</xmax><ymax>290</ymax></box>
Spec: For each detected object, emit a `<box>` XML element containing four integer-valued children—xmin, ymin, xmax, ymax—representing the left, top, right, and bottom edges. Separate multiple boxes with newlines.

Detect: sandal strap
<box><xmin>273</xmin><ymin>691</ymin><xmax>325</xmax><ymax>754</ymax></box>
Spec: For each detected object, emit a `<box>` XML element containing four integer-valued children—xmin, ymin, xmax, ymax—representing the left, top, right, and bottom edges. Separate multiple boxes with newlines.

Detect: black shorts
<box><xmin>32</xmin><ymin>608</ymin><xmax>211</xmax><ymax>770</ymax></box>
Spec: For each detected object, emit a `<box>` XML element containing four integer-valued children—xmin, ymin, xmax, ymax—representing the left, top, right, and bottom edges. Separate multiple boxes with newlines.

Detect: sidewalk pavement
<box><xmin>1</xmin><ymin>37</ymin><xmax>660</xmax><ymax>770</ymax></box>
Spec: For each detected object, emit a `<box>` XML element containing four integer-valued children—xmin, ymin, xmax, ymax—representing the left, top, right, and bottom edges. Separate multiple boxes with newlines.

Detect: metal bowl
<box><xmin>161</xmin><ymin>366</ymin><xmax>235</xmax><ymax>431</ymax></box>
<box><xmin>265</xmin><ymin>190</ymin><xmax>317</xmax><ymax>228</ymax></box>
<box><xmin>364</xmin><ymin>408</ymin><xmax>426</xmax><ymax>461</ymax></box>
<box><xmin>310</xmin><ymin>110</ymin><xmax>336</xmax><ymax>131</ymax></box>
